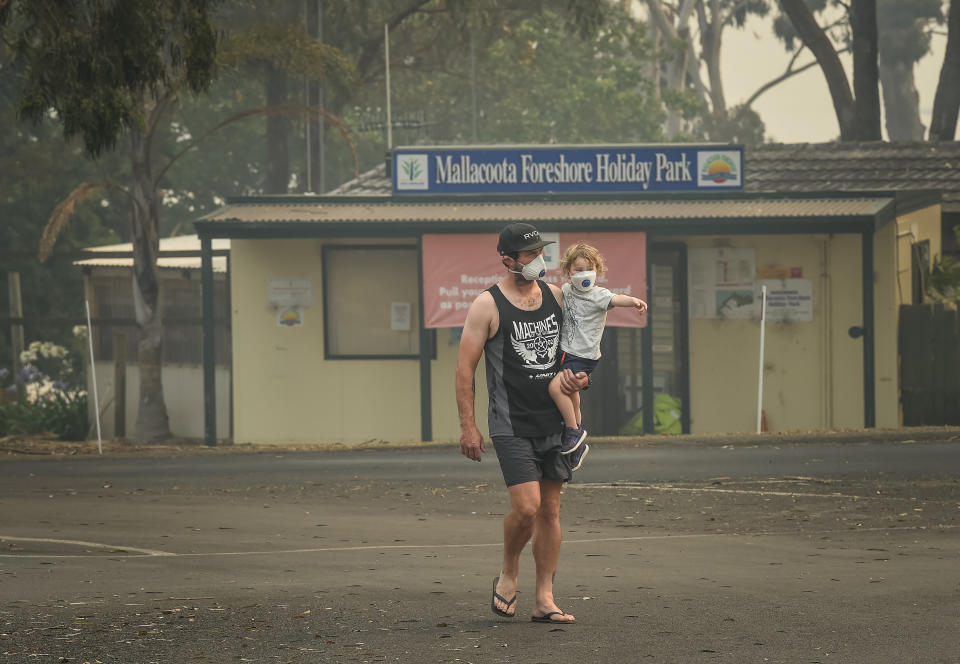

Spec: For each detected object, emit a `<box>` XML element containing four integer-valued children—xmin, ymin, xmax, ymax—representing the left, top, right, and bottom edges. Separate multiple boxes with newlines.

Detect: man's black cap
<box><xmin>497</xmin><ymin>222</ymin><xmax>555</xmax><ymax>256</ymax></box>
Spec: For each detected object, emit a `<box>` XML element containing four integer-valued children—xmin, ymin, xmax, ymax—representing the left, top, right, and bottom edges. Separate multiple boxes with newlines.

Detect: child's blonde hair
<box><xmin>559</xmin><ymin>242</ymin><xmax>607</xmax><ymax>277</ymax></box>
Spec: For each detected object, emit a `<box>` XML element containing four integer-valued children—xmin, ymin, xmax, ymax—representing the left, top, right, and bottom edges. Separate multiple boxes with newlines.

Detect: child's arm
<box><xmin>609</xmin><ymin>294</ymin><xmax>647</xmax><ymax>314</ymax></box>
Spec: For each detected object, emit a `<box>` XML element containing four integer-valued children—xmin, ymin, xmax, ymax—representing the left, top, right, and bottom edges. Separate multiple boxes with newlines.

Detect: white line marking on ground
<box><xmin>0</xmin><ymin>526</ymin><xmax>954</xmax><ymax>559</ymax></box>
<box><xmin>0</xmin><ymin>535</ymin><xmax>175</xmax><ymax>557</ymax></box>
<box><xmin>568</xmin><ymin>483</ymin><xmax>870</xmax><ymax>499</ymax></box>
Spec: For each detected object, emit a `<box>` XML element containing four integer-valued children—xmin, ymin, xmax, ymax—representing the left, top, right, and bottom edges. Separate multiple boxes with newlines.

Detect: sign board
<box><xmin>760</xmin><ymin>279</ymin><xmax>813</xmax><ymax>322</ymax></box>
<box><xmin>422</xmin><ymin>232</ymin><xmax>646</xmax><ymax>329</ymax></box>
<box><xmin>393</xmin><ymin>145</ymin><xmax>743</xmax><ymax>195</ymax></box>
<box><xmin>268</xmin><ymin>279</ymin><xmax>313</xmax><ymax>307</ymax></box>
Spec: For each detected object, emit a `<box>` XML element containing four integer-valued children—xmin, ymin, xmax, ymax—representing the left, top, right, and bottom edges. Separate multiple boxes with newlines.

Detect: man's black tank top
<box><xmin>484</xmin><ymin>281</ymin><xmax>563</xmax><ymax>438</ymax></box>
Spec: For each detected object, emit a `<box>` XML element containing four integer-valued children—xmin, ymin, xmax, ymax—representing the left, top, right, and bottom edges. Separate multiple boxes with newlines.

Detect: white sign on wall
<box><xmin>760</xmin><ymin>279</ymin><xmax>813</xmax><ymax>322</ymax></box>
<box><xmin>268</xmin><ymin>279</ymin><xmax>313</xmax><ymax>307</ymax></box>
<box><xmin>391</xmin><ymin>302</ymin><xmax>412</xmax><ymax>331</ymax></box>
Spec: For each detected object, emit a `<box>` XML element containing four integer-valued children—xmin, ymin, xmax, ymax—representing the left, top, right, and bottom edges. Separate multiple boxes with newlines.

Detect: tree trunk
<box><xmin>850</xmin><ymin>0</ymin><xmax>881</xmax><ymax>140</ymax></box>
<box><xmin>265</xmin><ymin>64</ymin><xmax>290</xmax><ymax>194</ymax></box>
<box><xmin>779</xmin><ymin>0</ymin><xmax>857</xmax><ymax>140</ymax></box>
<box><xmin>930</xmin><ymin>0</ymin><xmax>960</xmax><ymax>141</ymax></box>
<box><xmin>129</xmin><ymin>126</ymin><xmax>171</xmax><ymax>442</ymax></box>
<box><xmin>880</xmin><ymin>60</ymin><xmax>924</xmax><ymax>140</ymax></box>
<box><xmin>665</xmin><ymin>24</ymin><xmax>690</xmax><ymax>137</ymax></box>
<box><xmin>644</xmin><ymin>0</ymin><xmax>699</xmax><ymax>137</ymax></box>
<box><xmin>699</xmin><ymin>0</ymin><xmax>725</xmax><ymax>115</ymax></box>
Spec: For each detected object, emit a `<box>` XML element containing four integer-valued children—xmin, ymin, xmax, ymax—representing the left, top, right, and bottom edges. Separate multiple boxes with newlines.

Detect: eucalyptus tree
<box><xmin>777</xmin><ymin>0</ymin><xmax>880</xmax><ymax>141</ymax></box>
<box><xmin>0</xmin><ymin>51</ymin><xmax>124</xmax><ymax>369</ymax></box>
<box><xmin>1</xmin><ymin>0</ymin><xmax>220</xmax><ymax>441</ymax></box>
<box><xmin>930</xmin><ymin>0</ymin><xmax>960</xmax><ymax>141</ymax></box>
<box><xmin>376</xmin><ymin>4</ymin><xmax>668</xmax><ymax>145</ymax></box>
<box><xmin>877</xmin><ymin>0</ymin><xmax>942</xmax><ymax>140</ymax></box>
<box><xmin>641</xmin><ymin>0</ymin><xmax>770</xmax><ymax>140</ymax></box>
<box><xmin>773</xmin><ymin>0</ymin><xmax>960</xmax><ymax>142</ymax></box>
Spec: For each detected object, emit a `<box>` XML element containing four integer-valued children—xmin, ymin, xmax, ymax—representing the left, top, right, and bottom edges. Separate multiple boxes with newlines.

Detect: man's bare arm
<box><xmin>456</xmin><ymin>293</ymin><xmax>495</xmax><ymax>462</ymax></box>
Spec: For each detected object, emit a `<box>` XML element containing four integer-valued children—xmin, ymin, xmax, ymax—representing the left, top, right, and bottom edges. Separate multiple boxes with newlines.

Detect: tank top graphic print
<box><xmin>484</xmin><ymin>281</ymin><xmax>563</xmax><ymax>438</ymax></box>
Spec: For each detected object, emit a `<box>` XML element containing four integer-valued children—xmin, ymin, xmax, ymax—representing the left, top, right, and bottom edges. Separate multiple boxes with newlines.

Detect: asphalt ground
<box><xmin>1</xmin><ymin>432</ymin><xmax>959</xmax><ymax>664</ymax></box>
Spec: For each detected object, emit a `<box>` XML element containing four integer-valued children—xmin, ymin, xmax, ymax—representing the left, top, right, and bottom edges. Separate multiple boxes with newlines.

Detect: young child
<box><xmin>549</xmin><ymin>243</ymin><xmax>647</xmax><ymax>471</ymax></box>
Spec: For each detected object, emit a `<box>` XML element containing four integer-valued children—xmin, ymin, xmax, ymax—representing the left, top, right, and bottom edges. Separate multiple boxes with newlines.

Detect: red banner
<box><xmin>422</xmin><ymin>232</ymin><xmax>646</xmax><ymax>328</ymax></box>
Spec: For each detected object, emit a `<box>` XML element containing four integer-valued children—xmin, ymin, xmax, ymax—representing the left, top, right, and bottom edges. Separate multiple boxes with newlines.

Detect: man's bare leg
<box><xmin>531</xmin><ymin>479</ymin><xmax>575</xmax><ymax>622</ymax></box>
<box><xmin>493</xmin><ymin>481</ymin><xmax>541</xmax><ymax>616</ymax></box>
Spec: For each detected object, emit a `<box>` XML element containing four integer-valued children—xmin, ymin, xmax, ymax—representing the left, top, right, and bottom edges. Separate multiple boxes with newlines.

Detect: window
<box><xmin>322</xmin><ymin>245</ymin><xmax>425</xmax><ymax>358</ymax></box>
<box><xmin>92</xmin><ymin>275</ymin><xmax>231</xmax><ymax>365</ymax></box>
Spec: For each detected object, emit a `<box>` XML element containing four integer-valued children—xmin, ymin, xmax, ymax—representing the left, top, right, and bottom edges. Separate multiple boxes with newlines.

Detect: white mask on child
<box><xmin>570</xmin><ymin>270</ymin><xmax>597</xmax><ymax>292</ymax></box>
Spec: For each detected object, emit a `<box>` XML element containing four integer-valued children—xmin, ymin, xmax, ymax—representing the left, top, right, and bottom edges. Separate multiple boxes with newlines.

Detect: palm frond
<box><xmin>37</xmin><ymin>181</ymin><xmax>103</xmax><ymax>262</ymax></box>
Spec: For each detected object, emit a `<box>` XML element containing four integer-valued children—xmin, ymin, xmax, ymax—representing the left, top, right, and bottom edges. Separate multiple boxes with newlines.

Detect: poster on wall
<box><xmin>422</xmin><ymin>232</ymin><xmax>647</xmax><ymax>329</ymax></box>
<box><xmin>688</xmin><ymin>247</ymin><xmax>757</xmax><ymax>319</ymax></box>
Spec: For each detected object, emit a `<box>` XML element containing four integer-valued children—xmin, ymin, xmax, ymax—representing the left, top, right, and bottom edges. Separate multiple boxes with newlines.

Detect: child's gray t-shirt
<box><xmin>560</xmin><ymin>282</ymin><xmax>615</xmax><ymax>360</ymax></box>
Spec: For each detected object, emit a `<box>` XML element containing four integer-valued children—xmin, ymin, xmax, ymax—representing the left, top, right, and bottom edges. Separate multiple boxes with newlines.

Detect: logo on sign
<box><xmin>396</xmin><ymin>154</ymin><xmax>429</xmax><ymax>190</ymax></box>
<box><xmin>697</xmin><ymin>151</ymin><xmax>740</xmax><ymax>187</ymax></box>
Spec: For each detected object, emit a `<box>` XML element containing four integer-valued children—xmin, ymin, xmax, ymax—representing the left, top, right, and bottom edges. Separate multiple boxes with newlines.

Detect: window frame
<box><xmin>321</xmin><ymin>243</ymin><xmax>434</xmax><ymax>360</ymax></box>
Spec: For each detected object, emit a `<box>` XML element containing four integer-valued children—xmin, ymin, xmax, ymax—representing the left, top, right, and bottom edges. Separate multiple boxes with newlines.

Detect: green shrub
<box><xmin>0</xmin><ymin>340</ymin><xmax>89</xmax><ymax>441</ymax></box>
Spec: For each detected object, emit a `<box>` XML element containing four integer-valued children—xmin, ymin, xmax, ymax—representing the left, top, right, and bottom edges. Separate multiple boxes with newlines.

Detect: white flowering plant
<box><xmin>0</xmin><ymin>340</ymin><xmax>88</xmax><ymax>440</ymax></box>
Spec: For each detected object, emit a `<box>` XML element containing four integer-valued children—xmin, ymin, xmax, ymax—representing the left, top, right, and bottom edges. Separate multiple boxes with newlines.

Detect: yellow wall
<box><xmin>681</xmin><ymin>204</ymin><xmax>941</xmax><ymax>434</ymax></box>
<box><xmin>684</xmin><ymin>235</ymin><xmax>830</xmax><ymax>433</ymax></box>
<box><xmin>231</xmin><ymin>238</ymin><xmax>426</xmax><ymax>444</ymax></box>
<box><xmin>229</xmin><ymin>205</ymin><xmax>942</xmax><ymax>443</ymax></box>
<box><xmin>894</xmin><ymin>205</ymin><xmax>943</xmax><ymax>307</ymax></box>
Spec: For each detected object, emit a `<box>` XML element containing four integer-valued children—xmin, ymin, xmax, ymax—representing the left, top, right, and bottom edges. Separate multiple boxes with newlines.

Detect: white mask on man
<box><xmin>508</xmin><ymin>254</ymin><xmax>547</xmax><ymax>280</ymax></box>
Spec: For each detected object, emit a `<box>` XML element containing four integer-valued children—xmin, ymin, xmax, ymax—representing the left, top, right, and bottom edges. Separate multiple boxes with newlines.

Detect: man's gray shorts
<box><xmin>491</xmin><ymin>433</ymin><xmax>571</xmax><ymax>487</ymax></box>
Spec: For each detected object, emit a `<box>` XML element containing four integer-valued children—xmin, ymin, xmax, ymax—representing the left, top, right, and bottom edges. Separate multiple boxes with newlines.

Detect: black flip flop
<box><xmin>491</xmin><ymin>576</ymin><xmax>517</xmax><ymax>618</ymax></box>
<box><xmin>531</xmin><ymin>611</ymin><xmax>576</xmax><ymax>624</ymax></box>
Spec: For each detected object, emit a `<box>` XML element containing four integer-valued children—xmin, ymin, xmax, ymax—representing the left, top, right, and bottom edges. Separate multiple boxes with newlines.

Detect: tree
<box><xmin>930</xmin><ymin>0</ymin><xmax>960</xmax><ymax>141</ymax></box>
<box><xmin>2</xmin><ymin>0</ymin><xmax>220</xmax><ymax>441</ymax></box>
<box><xmin>0</xmin><ymin>51</ymin><xmax>124</xmax><ymax>373</ymax></box>
<box><xmin>877</xmin><ymin>0</ymin><xmax>942</xmax><ymax>140</ymax></box>
<box><xmin>777</xmin><ymin>0</ymin><xmax>881</xmax><ymax>141</ymax></box>
<box><xmin>309</xmin><ymin>0</ymin><xmax>609</xmax><ymax>185</ymax></box>
<box><xmin>214</xmin><ymin>1</ymin><xmax>356</xmax><ymax>194</ymax></box>
<box><xmin>641</xmin><ymin>0</ymin><xmax>770</xmax><ymax>140</ymax></box>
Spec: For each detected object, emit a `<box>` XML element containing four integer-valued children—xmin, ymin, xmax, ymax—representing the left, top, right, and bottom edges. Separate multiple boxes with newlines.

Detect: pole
<box><xmin>85</xmin><ymin>300</ymin><xmax>103</xmax><ymax>455</ymax></box>
<box><xmin>317</xmin><ymin>0</ymin><xmax>325</xmax><ymax>193</ymax></box>
<box><xmin>757</xmin><ymin>285</ymin><xmax>767</xmax><ymax>434</ymax></box>
<box><xmin>304</xmin><ymin>74</ymin><xmax>311</xmax><ymax>192</ymax></box>
<box><xmin>8</xmin><ymin>272</ymin><xmax>24</xmax><ymax>378</ymax></box>
<box><xmin>201</xmin><ymin>235</ymin><xmax>217</xmax><ymax>446</ymax></box>
<box><xmin>641</xmin><ymin>241</ymin><xmax>654</xmax><ymax>434</ymax></box>
<box><xmin>385</xmin><ymin>23</ymin><xmax>393</xmax><ymax>150</ymax></box>
<box><xmin>114</xmin><ymin>333</ymin><xmax>126</xmax><ymax>438</ymax></box>
<box><xmin>417</xmin><ymin>235</ymin><xmax>432</xmax><ymax>441</ymax></box>
<box><xmin>862</xmin><ymin>230</ymin><xmax>876</xmax><ymax>427</ymax></box>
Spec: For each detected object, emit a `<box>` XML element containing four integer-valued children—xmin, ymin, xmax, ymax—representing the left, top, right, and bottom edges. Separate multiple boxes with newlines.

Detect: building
<box><xmin>193</xmin><ymin>143</ymin><xmax>951</xmax><ymax>446</ymax></box>
<box><xmin>75</xmin><ymin>235</ymin><xmax>231</xmax><ymax>439</ymax></box>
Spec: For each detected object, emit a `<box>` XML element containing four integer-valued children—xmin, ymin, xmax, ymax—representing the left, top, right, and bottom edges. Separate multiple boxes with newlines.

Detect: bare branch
<box><xmin>154</xmin><ymin>103</ymin><xmax>359</xmax><ymax>185</ymax></box>
<box><xmin>745</xmin><ymin>46</ymin><xmax>851</xmax><ymax>108</ymax></box>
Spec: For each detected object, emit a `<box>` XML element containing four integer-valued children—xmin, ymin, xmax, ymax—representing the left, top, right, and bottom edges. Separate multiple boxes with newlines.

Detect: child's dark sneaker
<box><xmin>570</xmin><ymin>443</ymin><xmax>590</xmax><ymax>471</ymax></box>
<box><xmin>560</xmin><ymin>426</ymin><xmax>587</xmax><ymax>455</ymax></box>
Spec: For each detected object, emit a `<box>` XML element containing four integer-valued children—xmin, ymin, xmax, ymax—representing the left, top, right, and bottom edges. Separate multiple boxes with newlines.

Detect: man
<box><xmin>455</xmin><ymin>222</ymin><xmax>588</xmax><ymax>624</ymax></box>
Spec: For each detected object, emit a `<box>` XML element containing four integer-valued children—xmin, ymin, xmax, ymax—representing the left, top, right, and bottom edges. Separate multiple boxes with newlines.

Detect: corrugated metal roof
<box><xmin>74</xmin><ymin>236</ymin><xmax>230</xmax><ymax>271</ymax></box>
<box><xmin>201</xmin><ymin>197</ymin><xmax>891</xmax><ymax>225</ymax></box>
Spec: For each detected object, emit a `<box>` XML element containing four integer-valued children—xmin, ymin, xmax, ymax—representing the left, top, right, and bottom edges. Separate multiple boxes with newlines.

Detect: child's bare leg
<box><xmin>571</xmin><ymin>390</ymin><xmax>582</xmax><ymax>429</ymax></box>
<box><xmin>548</xmin><ymin>373</ymin><xmax>578</xmax><ymax>429</ymax></box>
